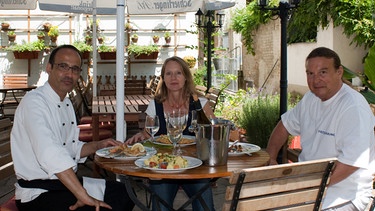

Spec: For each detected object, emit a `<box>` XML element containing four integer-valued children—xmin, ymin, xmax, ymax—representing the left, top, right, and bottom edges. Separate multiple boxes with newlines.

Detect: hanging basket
<box><xmin>81</xmin><ymin>51</ymin><xmax>91</xmax><ymax>59</ymax></box>
<box><xmin>99</xmin><ymin>51</ymin><xmax>116</xmax><ymax>60</ymax></box>
<box><xmin>134</xmin><ymin>51</ymin><xmax>158</xmax><ymax>60</ymax></box>
<box><xmin>13</xmin><ymin>51</ymin><xmax>40</xmax><ymax>59</ymax></box>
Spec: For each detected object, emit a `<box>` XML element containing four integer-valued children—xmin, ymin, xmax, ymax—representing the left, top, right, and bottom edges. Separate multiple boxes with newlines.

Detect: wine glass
<box><xmin>167</xmin><ymin>109</ymin><xmax>187</xmax><ymax>155</ymax></box>
<box><xmin>145</xmin><ymin>115</ymin><xmax>160</xmax><ymax>144</ymax></box>
<box><xmin>176</xmin><ymin>109</ymin><xmax>188</xmax><ymax>155</ymax></box>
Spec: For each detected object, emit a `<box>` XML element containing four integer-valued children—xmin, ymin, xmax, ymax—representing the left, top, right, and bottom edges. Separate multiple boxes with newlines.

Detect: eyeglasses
<box><xmin>54</xmin><ymin>63</ymin><xmax>82</xmax><ymax>75</ymax></box>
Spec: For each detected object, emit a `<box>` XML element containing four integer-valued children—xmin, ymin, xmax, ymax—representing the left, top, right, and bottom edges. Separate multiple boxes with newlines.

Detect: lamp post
<box><xmin>258</xmin><ymin>0</ymin><xmax>300</xmax><ymax>116</ymax></box>
<box><xmin>195</xmin><ymin>8</ymin><xmax>225</xmax><ymax>91</ymax></box>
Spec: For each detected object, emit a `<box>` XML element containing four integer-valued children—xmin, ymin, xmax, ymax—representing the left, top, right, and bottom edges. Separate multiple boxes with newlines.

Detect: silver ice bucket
<box><xmin>196</xmin><ymin>119</ymin><xmax>233</xmax><ymax>166</ymax></box>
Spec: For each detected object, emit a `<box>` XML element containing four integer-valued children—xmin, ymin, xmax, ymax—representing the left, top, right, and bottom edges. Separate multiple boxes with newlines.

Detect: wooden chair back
<box><xmin>0</xmin><ymin>118</ymin><xmax>13</xmax><ymax>181</ymax></box>
<box><xmin>125</xmin><ymin>79</ymin><xmax>147</xmax><ymax>95</ymax></box>
<box><xmin>195</xmin><ymin>85</ymin><xmax>207</xmax><ymax>97</ymax></box>
<box><xmin>205</xmin><ymin>87</ymin><xmax>221</xmax><ymax>112</ymax></box>
<box><xmin>149</xmin><ymin>76</ymin><xmax>161</xmax><ymax>96</ymax></box>
<box><xmin>3</xmin><ymin>74</ymin><xmax>28</xmax><ymax>87</ymax></box>
<box><xmin>223</xmin><ymin>158</ymin><xmax>336</xmax><ymax>211</ymax></box>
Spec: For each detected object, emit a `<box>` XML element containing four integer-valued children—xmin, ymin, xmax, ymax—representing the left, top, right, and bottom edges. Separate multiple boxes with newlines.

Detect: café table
<box><xmin>91</xmin><ymin>95</ymin><xmax>152</xmax><ymax>142</ymax></box>
<box><xmin>94</xmin><ymin>144</ymin><xmax>270</xmax><ymax>210</ymax></box>
<box><xmin>0</xmin><ymin>85</ymin><xmax>37</xmax><ymax>117</ymax></box>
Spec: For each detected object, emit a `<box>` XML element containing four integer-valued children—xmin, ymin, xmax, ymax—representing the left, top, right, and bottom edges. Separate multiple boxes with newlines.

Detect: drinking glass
<box><xmin>188</xmin><ymin>110</ymin><xmax>198</xmax><ymax>133</ymax></box>
<box><xmin>145</xmin><ymin>115</ymin><xmax>160</xmax><ymax>144</ymax></box>
<box><xmin>167</xmin><ymin>109</ymin><xmax>187</xmax><ymax>155</ymax></box>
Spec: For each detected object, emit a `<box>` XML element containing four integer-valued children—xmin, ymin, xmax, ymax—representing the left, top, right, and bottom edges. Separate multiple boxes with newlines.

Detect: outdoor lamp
<box><xmin>195</xmin><ymin>8</ymin><xmax>225</xmax><ymax>90</ymax></box>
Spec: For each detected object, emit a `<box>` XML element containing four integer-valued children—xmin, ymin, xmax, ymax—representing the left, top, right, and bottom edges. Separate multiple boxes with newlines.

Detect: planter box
<box><xmin>13</xmin><ymin>51</ymin><xmax>40</xmax><ymax>59</ymax></box>
<box><xmin>134</xmin><ymin>51</ymin><xmax>158</xmax><ymax>60</ymax></box>
<box><xmin>99</xmin><ymin>52</ymin><xmax>116</xmax><ymax>60</ymax></box>
<box><xmin>81</xmin><ymin>51</ymin><xmax>91</xmax><ymax>60</ymax></box>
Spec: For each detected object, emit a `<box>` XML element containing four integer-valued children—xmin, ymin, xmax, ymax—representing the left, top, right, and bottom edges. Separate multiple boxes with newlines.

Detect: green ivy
<box><xmin>231</xmin><ymin>0</ymin><xmax>375</xmax><ymax>55</ymax></box>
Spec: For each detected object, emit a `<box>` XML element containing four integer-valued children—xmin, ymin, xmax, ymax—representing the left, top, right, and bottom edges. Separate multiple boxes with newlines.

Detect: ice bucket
<box><xmin>196</xmin><ymin>120</ymin><xmax>233</xmax><ymax>166</ymax></box>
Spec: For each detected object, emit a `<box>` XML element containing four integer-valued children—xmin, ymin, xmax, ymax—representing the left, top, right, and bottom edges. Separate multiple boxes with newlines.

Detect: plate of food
<box><xmin>134</xmin><ymin>153</ymin><xmax>202</xmax><ymax>173</ymax></box>
<box><xmin>228</xmin><ymin>142</ymin><xmax>261</xmax><ymax>156</ymax></box>
<box><xmin>96</xmin><ymin>143</ymin><xmax>156</xmax><ymax>160</ymax></box>
<box><xmin>152</xmin><ymin>135</ymin><xmax>196</xmax><ymax>147</ymax></box>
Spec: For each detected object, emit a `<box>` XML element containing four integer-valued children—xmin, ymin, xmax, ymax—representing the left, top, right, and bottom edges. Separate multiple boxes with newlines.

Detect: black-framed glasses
<box><xmin>54</xmin><ymin>63</ymin><xmax>82</xmax><ymax>75</ymax></box>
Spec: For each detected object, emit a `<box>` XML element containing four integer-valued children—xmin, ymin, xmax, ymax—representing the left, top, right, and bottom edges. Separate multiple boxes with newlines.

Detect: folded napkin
<box><xmin>83</xmin><ymin>177</ymin><xmax>106</xmax><ymax>201</ymax></box>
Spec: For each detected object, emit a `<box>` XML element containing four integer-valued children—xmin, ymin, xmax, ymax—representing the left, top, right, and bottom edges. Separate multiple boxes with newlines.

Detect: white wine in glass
<box><xmin>145</xmin><ymin>115</ymin><xmax>160</xmax><ymax>143</ymax></box>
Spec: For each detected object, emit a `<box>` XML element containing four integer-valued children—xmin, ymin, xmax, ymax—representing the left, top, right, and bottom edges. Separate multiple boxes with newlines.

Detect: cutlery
<box><xmin>228</xmin><ymin>140</ymin><xmax>239</xmax><ymax>151</ymax></box>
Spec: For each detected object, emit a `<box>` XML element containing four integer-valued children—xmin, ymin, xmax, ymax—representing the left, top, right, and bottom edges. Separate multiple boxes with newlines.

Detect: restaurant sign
<box><xmin>0</xmin><ymin>0</ymin><xmax>37</xmax><ymax>10</ymax></box>
<box><xmin>38</xmin><ymin>0</ymin><xmax>117</xmax><ymax>14</ymax></box>
<box><xmin>127</xmin><ymin>0</ymin><xmax>235</xmax><ymax>15</ymax></box>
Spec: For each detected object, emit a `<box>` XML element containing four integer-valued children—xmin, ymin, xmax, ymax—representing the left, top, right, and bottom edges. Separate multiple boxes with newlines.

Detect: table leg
<box><xmin>123</xmin><ymin>176</ymin><xmax>214</xmax><ymax>211</ymax></box>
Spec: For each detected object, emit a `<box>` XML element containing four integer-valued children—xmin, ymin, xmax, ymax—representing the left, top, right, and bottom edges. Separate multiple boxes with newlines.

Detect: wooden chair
<box><xmin>1</xmin><ymin>74</ymin><xmax>29</xmax><ymax>119</ymax></box>
<box><xmin>205</xmin><ymin>87</ymin><xmax>221</xmax><ymax>112</ymax></box>
<box><xmin>222</xmin><ymin>158</ymin><xmax>336</xmax><ymax>211</ymax></box>
<box><xmin>124</xmin><ymin>79</ymin><xmax>147</xmax><ymax>95</ymax></box>
<box><xmin>195</xmin><ymin>85</ymin><xmax>207</xmax><ymax>97</ymax></box>
<box><xmin>149</xmin><ymin>76</ymin><xmax>161</xmax><ymax>96</ymax></box>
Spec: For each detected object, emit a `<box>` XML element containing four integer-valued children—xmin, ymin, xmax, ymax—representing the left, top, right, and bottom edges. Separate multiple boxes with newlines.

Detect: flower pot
<box><xmin>165</xmin><ymin>37</ymin><xmax>171</xmax><ymax>44</ymax></box>
<box><xmin>81</xmin><ymin>51</ymin><xmax>91</xmax><ymax>59</ymax></box>
<box><xmin>50</xmin><ymin>36</ymin><xmax>58</xmax><ymax>43</ymax></box>
<box><xmin>153</xmin><ymin>37</ymin><xmax>159</xmax><ymax>44</ymax></box>
<box><xmin>134</xmin><ymin>51</ymin><xmax>158</xmax><ymax>60</ymax></box>
<box><xmin>99</xmin><ymin>52</ymin><xmax>116</xmax><ymax>60</ymax></box>
<box><xmin>98</xmin><ymin>38</ymin><xmax>104</xmax><ymax>44</ymax></box>
<box><xmin>43</xmin><ymin>23</ymin><xmax>51</xmax><ymax>32</ymax></box>
<box><xmin>8</xmin><ymin>35</ymin><xmax>16</xmax><ymax>42</ymax></box>
<box><xmin>1</xmin><ymin>23</ymin><xmax>10</xmax><ymax>31</ymax></box>
<box><xmin>13</xmin><ymin>51</ymin><xmax>40</xmax><ymax>59</ymax></box>
<box><xmin>131</xmin><ymin>37</ymin><xmax>138</xmax><ymax>43</ymax></box>
<box><xmin>37</xmin><ymin>35</ymin><xmax>45</xmax><ymax>41</ymax></box>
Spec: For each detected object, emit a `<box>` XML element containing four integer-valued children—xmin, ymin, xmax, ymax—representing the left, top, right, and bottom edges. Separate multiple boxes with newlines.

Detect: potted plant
<box><xmin>98</xmin><ymin>44</ymin><xmax>116</xmax><ymax>60</ymax></box>
<box><xmin>183</xmin><ymin>55</ymin><xmax>196</xmax><ymax>68</ymax></box>
<box><xmin>89</xmin><ymin>18</ymin><xmax>100</xmax><ymax>30</ymax></box>
<box><xmin>1</xmin><ymin>22</ymin><xmax>10</xmax><ymax>30</ymax></box>
<box><xmin>7</xmin><ymin>30</ymin><xmax>16</xmax><ymax>42</ymax></box>
<box><xmin>127</xmin><ymin>44</ymin><xmax>159</xmax><ymax>60</ymax></box>
<box><xmin>7</xmin><ymin>40</ymin><xmax>45</xmax><ymax>59</ymax></box>
<box><xmin>37</xmin><ymin>31</ymin><xmax>45</xmax><ymax>41</ymax></box>
<box><xmin>125</xmin><ymin>22</ymin><xmax>132</xmax><ymax>31</ymax></box>
<box><xmin>152</xmin><ymin>35</ymin><xmax>159</xmax><ymax>44</ymax></box>
<box><xmin>85</xmin><ymin>35</ymin><xmax>92</xmax><ymax>45</ymax></box>
<box><xmin>48</xmin><ymin>25</ymin><xmax>59</xmax><ymax>43</ymax></box>
<box><xmin>131</xmin><ymin>34</ymin><xmax>138</xmax><ymax>43</ymax></box>
<box><xmin>164</xmin><ymin>31</ymin><xmax>171</xmax><ymax>44</ymax></box>
<box><xmin>43</xmin><ymin>22</ymin><xmax>52</xmax><ymax>32</ymax></box>
<box><xmin>73</xmin><ymin>41</ymin><xmax>93</xmax><ymax>59</ymax></box>
<box><xmin>97</xmin><ymin>35</ymin><xmax>105</xmax><ymax>44</ymax></box>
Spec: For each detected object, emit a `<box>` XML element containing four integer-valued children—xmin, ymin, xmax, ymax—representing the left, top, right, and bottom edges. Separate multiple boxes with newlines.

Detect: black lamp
<box><xmin>195</xmin><ymin>8</ymin><xmax>225</xmax><ymax>91</ymax></box>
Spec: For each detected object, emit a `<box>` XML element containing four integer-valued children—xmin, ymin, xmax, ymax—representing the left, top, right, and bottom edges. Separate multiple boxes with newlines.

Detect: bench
<box><xmin>0</xmin><ymin>118</ymin><xmax>17</xmax><ymax>211</ymax></box>
<box><xmin>1</xmin><ymin>74</ymin><xmax>29</xmax><ymax>119</ymax></box>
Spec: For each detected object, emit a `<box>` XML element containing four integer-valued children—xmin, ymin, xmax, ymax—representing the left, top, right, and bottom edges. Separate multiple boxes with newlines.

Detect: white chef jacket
<box><xmin>11</xmin><ymin>82</ymin><xmax>86</xmax><ymax>203</ymax></box>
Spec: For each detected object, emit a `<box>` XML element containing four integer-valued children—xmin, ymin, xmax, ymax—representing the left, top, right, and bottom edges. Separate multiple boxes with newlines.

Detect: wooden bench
<box><xmin>223</xmin><ymin>158</ymin><xmax>336</xmax><ymax>211</ymax></box>
<box><xmin>0</xmin><ymin>118</ymin><xmax>17</xmax><ymax>211</ymax></box>
<box><xmin>1</xmin><ymin>74</ymin><xmax>29</xmax><ymax>119</ymax></box>
<box><xmin>125</xmin><ymin>79</ymin><xmax>147</xmax><ymax>95</ymax></box>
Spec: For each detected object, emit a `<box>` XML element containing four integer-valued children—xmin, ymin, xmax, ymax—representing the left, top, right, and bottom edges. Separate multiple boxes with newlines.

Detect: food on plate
<box><xmin>228</xmin><ymin>145</ymin><xmax>244</xmax><ymax>153</ymax></box>
<box><xmin>109</xmin><ymin>144</ymin><xmax>146</xmax><ymax>157</ymax></box>
<box><xmin>144</xmin><ymin>153</ymin><xmax>188</xmax><ymax>169</ymax></box>
<box><xmin>156</xmin><ymin>135</ymin><xmax>195</xmax><ymax>145</ymax></box>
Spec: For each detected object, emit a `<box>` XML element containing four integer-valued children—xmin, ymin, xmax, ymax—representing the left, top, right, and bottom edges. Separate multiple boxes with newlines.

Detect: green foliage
<box><xmin>98</xmin><ymin>44</ymin><xmax>116</xmax><ymax>52</ymax></box>
<box><xmin>237</xmin><ymin>94</ymin><xmax>280</xmax><ymax>148</ymax></box>
<box><xmin>215</xmin><ymin>88</ymin><xmax>249</xmax><ymax>122</ymax></box>
<box><xmin>193</xmin><ymin>66</ymin><xmax>207</xmax><ymax>86</ymax></box>
<box><xmin>164</xmin><ymin>31</ymin><xmax>171</xmax><ymax>38</ymax></box>
<box><xmin>7</xmin><ymin>31</ymin><xmax>15</xmax><ymax>36</ymax></box>
<box><xmin>7</xmin><ymin>40</ymin><xmax>45</xmax><ymax>52</ymax></box>
<box><xmin>231</xmin><ymin>0</ymin><xmax>274</xmax><ymax>55</ymax></box>
<box><xmin>73</xmin><ymin>41</ymin><xmax>93</xmax><ymax>52</ymax></box>
<box><xmin>37</xmin><ymin>31</ymin><xmax>45</xmax><ymax>36</ymax></box>
<box><xmin>127</xmin><ymin>44</ymin><xmax>158</xmax><ymax>56</ymax></box>
<box><xmin>47</xmin><ymin>25</ymin><xmax>59</xmax><ymax>37</ymax></box>
<box><xmin>231</xmin><ymin>0</ymin><xmax>375</xmax><ymax>54</ymax></box>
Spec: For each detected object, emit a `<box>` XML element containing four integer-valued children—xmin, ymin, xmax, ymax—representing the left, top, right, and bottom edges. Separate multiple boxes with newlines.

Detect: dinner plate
<box><xmin>152</xmin><ymin>135</ymin><xmax>196</xmax><ymax>147</ymax></box>
<box><xmin>228</xmin><ymin>142</ymin><xmax>261</xmax><ymax>156</ymax></box>
<box><xmin>134</xmin><ymin>156</ymin><xmax>202</xmax><ymax>173</ymax></box>
<box><xmin>96</xmin><ymin>146</ymin><xmax>157</xmax><ymax>160</ymax></box>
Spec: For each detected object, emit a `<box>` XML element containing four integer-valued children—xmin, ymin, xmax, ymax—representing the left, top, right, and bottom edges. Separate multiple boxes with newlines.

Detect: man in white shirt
<box><xmin>11</xmin><ymin>45</ymin><xmax>134</xmax><ymax>211</ymax></box>
<box><xmin>266</xmin><ymin>47</ymin><xmax>375</xmax><ymax>211</ymax></box>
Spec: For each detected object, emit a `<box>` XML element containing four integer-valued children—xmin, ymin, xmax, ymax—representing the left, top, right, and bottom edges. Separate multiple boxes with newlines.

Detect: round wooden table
<box><xmin>94</xmin><ymin>145</ymin><xmax>270</xmax><ymax>179</ymax></box>
<box><xmin>94</xmin><ymin>144</ymin><xmax>269</xmax><ymax>211</ymax></box>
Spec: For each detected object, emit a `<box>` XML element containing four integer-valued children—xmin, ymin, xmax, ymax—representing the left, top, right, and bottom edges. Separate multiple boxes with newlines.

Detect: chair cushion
<box><xmin>79</xmin><ymin>129</ymin><xmax>113</xmax><ymax>142</ymax></box>
<box><xmin>78</xmin><ymin>123</ymin><xmax>113</xmax><ymax>131</ymax></box>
